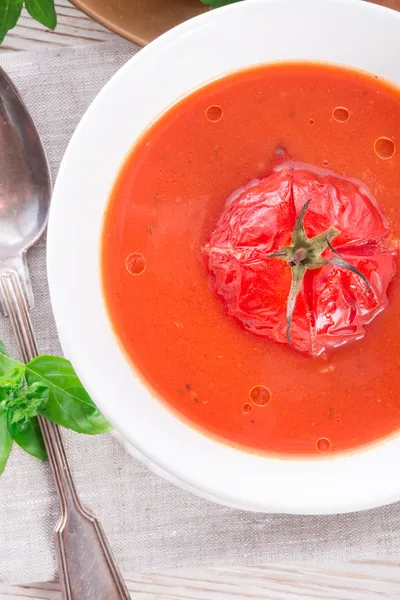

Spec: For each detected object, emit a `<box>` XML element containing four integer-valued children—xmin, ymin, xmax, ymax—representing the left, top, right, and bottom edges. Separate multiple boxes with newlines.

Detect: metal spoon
<box><xmin>0</xmin><ymin>67</ymin><xmax>130</xmax><ymax>600</ymax></box>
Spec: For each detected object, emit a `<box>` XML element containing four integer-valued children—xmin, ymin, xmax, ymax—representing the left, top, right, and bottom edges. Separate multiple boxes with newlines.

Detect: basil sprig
<box><xmin>0</xmin><ymin>0</ymin><xmax>56</xmax><ymax>44</ymax></box>
<box><xmin>0</xmin><ymin>340</ymin><xmax>111</xmax><ymax>475</ymax></box>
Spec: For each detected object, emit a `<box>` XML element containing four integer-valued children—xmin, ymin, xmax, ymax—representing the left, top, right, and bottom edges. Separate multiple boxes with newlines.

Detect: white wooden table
<box><xmin>2</xmin><ymin>562</ymin><xmax>400</xmax><ymax>599</ymax></box>
<box><xmin>1</xmin><ymin>2</ymin><xmax>400</xmax><ymax>598</ymax></box>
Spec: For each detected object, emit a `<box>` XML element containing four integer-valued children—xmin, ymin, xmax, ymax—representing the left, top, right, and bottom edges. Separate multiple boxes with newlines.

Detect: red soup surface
<box><xmin>102</xmin><ymin>62</ymin><xmax>400</xmax><ymax>455</ymax></box>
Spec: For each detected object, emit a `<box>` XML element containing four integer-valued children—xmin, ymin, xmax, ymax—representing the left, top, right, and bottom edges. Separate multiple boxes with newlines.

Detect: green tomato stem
<box><xmin>268</xmin><ymin>199</ymin><xmax>371</xmax><ymax>346</ymax></box>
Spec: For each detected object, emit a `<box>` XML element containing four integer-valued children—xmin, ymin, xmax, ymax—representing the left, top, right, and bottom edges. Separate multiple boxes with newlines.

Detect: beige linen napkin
<box><xmin>1</xmin><ymin>40</ymin><xmax>400</xmax><ymax>586</ymax></box>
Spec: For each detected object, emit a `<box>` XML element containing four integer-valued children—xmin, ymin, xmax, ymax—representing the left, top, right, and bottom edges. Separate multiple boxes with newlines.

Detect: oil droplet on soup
<box><xmin>242</xmin><ymin>403</ymin><xmax>253</xmax><ymax>414</ymax></box>
<box><xmin>332</xmin><ymin>106</ymin><xmax>350</xmax><ymax>122</ymax></box>
<box><xmin>205</xmin><ymin>105</ymin><xmax>223</xmax><ymax>123</ymax></box>
<box><xmin>374</xmin><ymin>137</ymin><xmax>396</xmax><ymax>160</ymax></box>
<box><xmin>126</xmin><ymin>253</ymin><xmax>146</xmax><ymax>276</ymax></box>
<box><xmin>316</xmin><ymin>438</ymin><xmax>332</xmax><ymax>453</ymax></box>
<box><xmin>249</xmin><ymin>386</ymin><xmax>271</xmax><ymax>407</ymax></box>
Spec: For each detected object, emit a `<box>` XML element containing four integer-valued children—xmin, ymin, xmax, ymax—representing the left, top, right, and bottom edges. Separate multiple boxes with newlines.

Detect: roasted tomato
<box><xmin>203</xmin><ymin>161</ymin><xmax>397</xmax><ymax>356</ymax></box>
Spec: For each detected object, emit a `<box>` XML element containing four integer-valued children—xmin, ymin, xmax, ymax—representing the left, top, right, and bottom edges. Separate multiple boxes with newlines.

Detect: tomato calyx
<box><xmin>267</xmin><ymin>199</ymin><xmax>371</xmax><ymax>344</ymax></box>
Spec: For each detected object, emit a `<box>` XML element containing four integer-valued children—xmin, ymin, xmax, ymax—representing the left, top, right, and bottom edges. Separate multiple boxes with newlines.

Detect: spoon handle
<box><xmin>0</xmin><ymin>265</ymin><xmax>131</xmax><ymax>600</ymax></box>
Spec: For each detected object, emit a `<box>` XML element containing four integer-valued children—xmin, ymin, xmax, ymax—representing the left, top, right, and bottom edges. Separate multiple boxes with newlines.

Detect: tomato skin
<box><xmin>204</xmin><ymin>162</ymin><xmax>397</xmax><ymax>356</ymax></box>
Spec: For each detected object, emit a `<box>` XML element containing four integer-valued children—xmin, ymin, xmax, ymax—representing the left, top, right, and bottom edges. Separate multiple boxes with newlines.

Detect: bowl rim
<box><xmin>48</xmin><ymin>0</ymin><xmax>400</xmax><ymax>515</ymax></box>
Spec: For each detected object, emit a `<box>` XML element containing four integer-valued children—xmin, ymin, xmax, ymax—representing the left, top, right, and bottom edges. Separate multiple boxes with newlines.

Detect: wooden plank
<box><xmin>2</xmin><ymin>562</ymin><xmax>400</xmax><ymax>599</ymax></box>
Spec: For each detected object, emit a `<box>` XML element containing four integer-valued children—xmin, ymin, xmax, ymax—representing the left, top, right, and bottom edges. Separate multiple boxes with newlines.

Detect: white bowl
<box><xmin>48</xmin><ymin>0</ymin><xmax>400</xmax><ymax>515</ymax></box>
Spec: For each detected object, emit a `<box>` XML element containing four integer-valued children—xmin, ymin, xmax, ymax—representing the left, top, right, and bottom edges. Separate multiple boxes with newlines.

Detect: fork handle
<box><xmin>0</xmin><ymin>264</ymin><xmax>131</xmax><ymax>600</ymax></box>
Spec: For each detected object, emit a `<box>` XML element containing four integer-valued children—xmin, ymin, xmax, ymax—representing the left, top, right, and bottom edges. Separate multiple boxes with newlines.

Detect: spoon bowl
<box><xmin>0</xmin><ymin>67</ymin><xmax>51</xmax><ymax>308</ymax></box>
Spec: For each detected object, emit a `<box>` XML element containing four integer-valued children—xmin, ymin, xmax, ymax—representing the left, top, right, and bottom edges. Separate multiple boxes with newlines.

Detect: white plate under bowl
<box><xmin>48</xmin><ymin>0</ymin><xmax>400</xmax><ymax>514</ymax></box>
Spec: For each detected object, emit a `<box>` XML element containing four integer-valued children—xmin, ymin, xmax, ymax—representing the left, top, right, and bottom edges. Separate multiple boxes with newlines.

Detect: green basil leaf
<box><xmin>0</xmin><ymin>365</ymin><xmax>26</xmax><ymax>388</ymax></box>
<box><xmin>0</xmin><ymin>348</ymin><xmax>25</xmax><ymax>403</ymax></box>
<box><xmin>11</xmin><ymin>382</ymin><xmax>49</xmax><ymax>418</ymax></box>
<box><xmin>26</xmin><ymin>356</ymin><xmax>112</xmax><ymax>435</ymax></box>
<box><xmin>0</xmin><ymin>0</ymin><xmax>23</xmax><ymax>43</ymax></box>
<box><xmin>8</xmin><ymin>414</ymin><xmax>47</xmax><ymax>461</ymax></box>
<box><xmin>24</xmin><ymin>0</ymin><xmax>56</xmax><ymax>29</ymax></box>
<box><xmin>0</xmin><ymin>345</ymin><xmax>23</xmax><ymax>374</ymax></box>
<box><xmin>0</xmin><ymin>407</ymin><xmax>12</xmax><ymax>474</ymax></box>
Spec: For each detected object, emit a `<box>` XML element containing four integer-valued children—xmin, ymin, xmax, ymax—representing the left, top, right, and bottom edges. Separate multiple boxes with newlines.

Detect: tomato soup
<box><xmin>102</xmin><ymin>62</ymin><xmax>400</xmax><ymax>455</ymax></box>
